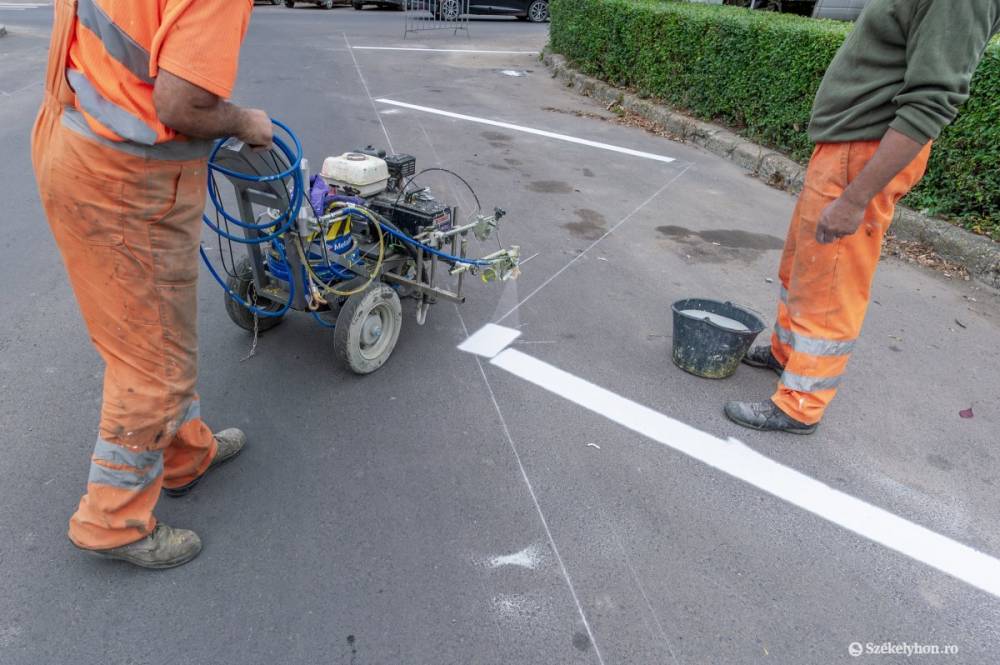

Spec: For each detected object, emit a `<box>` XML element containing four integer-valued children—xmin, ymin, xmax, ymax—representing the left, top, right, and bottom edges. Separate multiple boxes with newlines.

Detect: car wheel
<box><xmin>437</xmin><ymin>0</ymin><xmax>460</xmax><ymax>19</ymax></box>
<box><xmin>526</xmin><ymin>0</ymin><xmax>548</xmax><ymax>22</ymax></box>
<box><xmin>321</xmin><ymin>0</ymin><xmax>334</xmax><ymax>7</ymax></box>
<box><xmin>271</xmin><ymin>0</ymin><xmax>281</xmax><ymax>5</ymax></box>
<box><xmin>353</xmin><ymin>0</ymin><xmax>363</xmax><ymax>8</ymax></box>
<box><xmin>284</xmin><ymin>0</ymin><xmax>295</xmax><ymax>6</ymax></box>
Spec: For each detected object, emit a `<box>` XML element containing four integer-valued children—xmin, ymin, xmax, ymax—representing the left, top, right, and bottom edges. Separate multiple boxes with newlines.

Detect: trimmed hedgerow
<box><xmin>549</xmin><ymin>0</ymin><xmax>1000</xmax><ymax>238</ymax></box>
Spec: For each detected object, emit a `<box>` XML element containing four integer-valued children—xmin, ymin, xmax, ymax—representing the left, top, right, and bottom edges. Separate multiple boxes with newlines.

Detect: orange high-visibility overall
<box><xmin>770</xmin><ymin>141</ymin><xmax>932</xmax><ymax>425</ymax></box>
<box><xmin>32</xmin><ymin>0</ymin><xmax>251</xmax><ymax>550</ymax></box>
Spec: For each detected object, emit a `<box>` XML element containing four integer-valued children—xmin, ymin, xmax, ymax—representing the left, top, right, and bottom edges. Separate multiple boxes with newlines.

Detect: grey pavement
<box><xmin>1</xmin><ymin>5</ymin><xmax>999</xmax><ymax>664</ymax></box>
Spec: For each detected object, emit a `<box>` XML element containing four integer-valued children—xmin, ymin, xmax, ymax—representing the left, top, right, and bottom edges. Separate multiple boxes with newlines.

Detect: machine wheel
<box><xmin>352</xmin><ymin>1</ymin><xmax>364</xmax><ymax>8</ymax></box>
<box><xmin>320</xmin><ymin>0</ymin><xmax>334</xmax><ymax>8</ymax></box>
<box><xmin>284</xmin><ymin>0</ymin><xmax>295</xmax><ymax>6</ymax></box>
<box><xmin>334</xmin><ymin>283</ymin><xmax>402</xmax><ymax>374</ymax></box>
<box><xmin>224</xmin><ymin>257</ymin><xmax>286</xmax><ymax>333</ymax></box>
<box><xmin>526</xmin><ymin>0</ymin><xmax>548</xmax><ymax>22</ymax></box>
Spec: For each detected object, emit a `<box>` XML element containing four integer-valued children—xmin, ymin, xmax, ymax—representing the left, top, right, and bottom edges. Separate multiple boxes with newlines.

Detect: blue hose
<box><xmin>200</xmin><ymin>119</ymin><xmax>303</xmax><ymax>317</ymax></box>
<box><xmin>375</xmin><ymin>219</ymin><xmax>493</xmax><ymax>267</ymax></box>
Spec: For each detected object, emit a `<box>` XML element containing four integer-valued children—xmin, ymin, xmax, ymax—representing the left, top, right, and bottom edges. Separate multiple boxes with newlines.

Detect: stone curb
<box><xmin>542</xmin><ymin>51</ymin><xmax>1000</xmax><ymax>289</ymax></box>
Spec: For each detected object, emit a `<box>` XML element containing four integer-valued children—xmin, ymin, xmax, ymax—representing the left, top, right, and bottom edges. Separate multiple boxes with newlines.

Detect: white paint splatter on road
<box><xmin>488</xmin><ymin>544</ymin><xmax>544</xmax><ymax>570</ymax></box>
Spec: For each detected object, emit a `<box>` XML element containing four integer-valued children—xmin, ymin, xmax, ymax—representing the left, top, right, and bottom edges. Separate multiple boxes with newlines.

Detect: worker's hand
<box><xmin>815</xmin><ymin>195</ymin><xmax>867</xmax><ymax>244</ymax></box>
<box><xmin>237</xmin><ymin>108</ymin><xmax>273</xmax><ymax>151</ymax></box>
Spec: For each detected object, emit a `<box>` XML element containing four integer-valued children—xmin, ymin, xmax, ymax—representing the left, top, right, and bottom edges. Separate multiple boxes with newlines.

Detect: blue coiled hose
<box><xmin>199</xmin><ymin>119</ymin><xmax>302</xmax><ymax>318</ymax></box>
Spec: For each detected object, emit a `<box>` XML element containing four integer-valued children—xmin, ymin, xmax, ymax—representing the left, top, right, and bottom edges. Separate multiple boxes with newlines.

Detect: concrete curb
<box><xmin>542</xmin><ymin>51</ymin><xmax>1000</xmax><ymax>289</ymax></box>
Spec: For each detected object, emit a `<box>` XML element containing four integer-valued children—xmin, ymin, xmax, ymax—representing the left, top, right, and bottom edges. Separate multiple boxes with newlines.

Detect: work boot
<box><xmin>163</xmin><ymin>428</ymin><xmax>246</xmax><ymax>498</ymax></box>
<box><xmin>741</xmin><ymin>345</ymin><xmax>784</xmax><ymax>376</ymax></box>
<box><xmin>75</xmin><ymin>523</ymin><xmax>202</xmax><ymax>569</ymax></box>
<box><xmin>724</xmin><ymin>399</ymin><xmax>817</xmax><ymax>435</ymax></box>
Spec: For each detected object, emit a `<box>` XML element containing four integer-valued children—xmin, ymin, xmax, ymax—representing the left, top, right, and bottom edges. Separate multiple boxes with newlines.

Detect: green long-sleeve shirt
<box><xmin>808</xmin><ymin>0</ymin><xmax>1000</xmax><ymax>144</ymax></box>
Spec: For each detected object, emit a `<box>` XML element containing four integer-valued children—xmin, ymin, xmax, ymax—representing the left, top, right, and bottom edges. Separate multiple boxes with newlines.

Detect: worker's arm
<box><xmin>152</xmin><ymin>69</ymin><xmax>272</xmax><ymax>149</ymax></box>
<box><xmin>815</xmin><ymin>129</ymin><xmax>925</xmax><ymax>244</ymax></box>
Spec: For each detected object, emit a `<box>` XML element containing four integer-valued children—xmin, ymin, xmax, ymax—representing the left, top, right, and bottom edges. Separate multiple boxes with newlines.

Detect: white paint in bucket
<box><xmin>678</xmin><ymin>309</ymin><xmax>750</xmax><ymax>332</ymax></box>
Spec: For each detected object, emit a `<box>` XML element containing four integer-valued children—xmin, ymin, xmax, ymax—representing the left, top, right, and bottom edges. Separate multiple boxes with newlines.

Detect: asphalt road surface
<box><xmin>2</xmin><ymin>3</ymin><xmax>999</xmax><ymax>664</ymax></box>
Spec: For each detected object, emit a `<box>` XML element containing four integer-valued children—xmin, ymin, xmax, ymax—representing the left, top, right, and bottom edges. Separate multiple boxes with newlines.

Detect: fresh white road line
<box><xmin>343</xmin><ymin>33</ymin><xmax>395</xmax><ymax>155</ymax></box>
<box><xmin>353</xmin><ymin>46</ymin><xmax>540</xmax><ymax>55</ymax></box>
<box><xmin>495</xmin><ymin>165</ymin><xmax>692</xmax><ymax>325</ymax></box>
<box><xmin>459</xmin><ymin>323</ymin><xmax>522</xmax><ymax>358</ymax></box>
<box><xmin>375</xmin><ymin>99</ymin><xmax>676</xmax><ymax>164</ymax></box>
<box><xmin>460</xmin><ymin>326</ymin><xmax>1000</xmax><ymax>600</ymax></box>
<box><xmin>0</xmin><ymin>3</ymin><xmax>48</xmax><ymax>9</ymax></box>
<box><xmin>455</xmin><ymin>309</ymin><xmax>607</xmax><ymax>665</ymax></box>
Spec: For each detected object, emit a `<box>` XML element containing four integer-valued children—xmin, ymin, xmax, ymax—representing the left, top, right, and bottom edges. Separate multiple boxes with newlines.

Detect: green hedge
<box><xmin>549</xmin><ymin>0</ymin><xmax>1000</xmax><ymax>238</ymax></box>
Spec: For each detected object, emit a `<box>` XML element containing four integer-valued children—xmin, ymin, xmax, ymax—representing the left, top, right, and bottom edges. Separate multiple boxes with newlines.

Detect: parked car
<box><xmin>430</xmin><ymin>0</ymin><xmax>549</xmax><ymax>22</ymax></box>
<box><xmin>284</xmin><ymin>0</ymin><xmax>349</xmax><ymax>8</ymax></box>
<box><xmin>352</xmin><ymin>0</ymin><xmax>405</xmax><ymax>9</ymax></box>
<box><xmin>811</xmin><ymin>0</ymin><xmax>869</xmax><ymax>21</ymax></box>
<box><xmin>721</xmin><ymin>0</ymin><xmax>870</xmax><ymax>20</ymax></box>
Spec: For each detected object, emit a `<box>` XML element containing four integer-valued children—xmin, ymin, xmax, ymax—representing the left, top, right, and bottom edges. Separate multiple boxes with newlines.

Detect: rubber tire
<box><xmin>284</xmin><ymin>0</ymin><xmax>295</xmax><ymax>6</ymax></box>
<box><xmin>526</xmin><ymin>0</ymin><xmax>548</xmax><ymax>22</ymax></box>
<box><xmin>352</xmin><ymin>1</ymin><xmax>363</xmax><ymax>8</ymax></box>
<box><xmin>224</xmin><ymin>257</ymin><xmax>286</xmax><ymax>333</ymax></box>
<box><xmin>333</xmin><ymin>283</ymin><xmax>402</xmax><ymax>375</ymax></box>
<box><xmin>437</xmin><ymin>0</ymin><xmax>460</xmax><ymax>20</ymax></box>
<box><xmin>271</xmin><ymin>0</ymin><xmax>282</xmax><ymax>5</ymax></box>
<box><xmin>320</xmin><ymin>0</ymin><xmax>334</xmax><ymax>8</ymax></box>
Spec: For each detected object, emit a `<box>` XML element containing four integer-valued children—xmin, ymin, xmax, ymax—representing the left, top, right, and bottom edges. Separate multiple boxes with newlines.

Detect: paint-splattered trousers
<box><xmin>770</xmin><ymin>140</ymin><xmax>931</xmax><ymax>425</ymax></box>
<box><xmin>32</xmin><ymin>2</ymin><xmax>217</xmax><ymax>549</ymax></box>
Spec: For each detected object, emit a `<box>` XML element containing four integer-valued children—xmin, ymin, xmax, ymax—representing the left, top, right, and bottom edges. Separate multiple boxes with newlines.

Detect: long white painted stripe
<box><xmin>375</xmin><ymin>99</ymin><xmax>676</xmax><ymax>164</ymax></box>
<box><xmin>476</xmin><ymin>341</ymin><xmax>1000</xmax><ymax>599</ymax></box>
<box><xmin>353</xmin><ymin>46</ymin><xmax>540</xmax><ymax>55</ymax></box>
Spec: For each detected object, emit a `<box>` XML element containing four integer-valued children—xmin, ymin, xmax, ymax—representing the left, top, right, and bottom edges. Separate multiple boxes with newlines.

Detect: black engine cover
<box><xmin>370</xmin><ymin>194</ymin><xmax>453</xmax><ymax>236</ymax></box>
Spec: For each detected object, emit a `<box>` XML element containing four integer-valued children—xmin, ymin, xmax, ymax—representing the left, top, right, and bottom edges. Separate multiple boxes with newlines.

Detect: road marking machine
<box><xmin>201</xmin><ymin>121</ymin><xmax>520</xmax><ymax>373</ymax></box>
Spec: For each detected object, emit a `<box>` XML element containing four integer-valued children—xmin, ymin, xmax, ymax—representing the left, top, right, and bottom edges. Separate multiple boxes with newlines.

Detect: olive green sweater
<box><xmin>808</xmin><ymin>0</ymin><xmax>1000</xmax><ymax>144</ymax></box>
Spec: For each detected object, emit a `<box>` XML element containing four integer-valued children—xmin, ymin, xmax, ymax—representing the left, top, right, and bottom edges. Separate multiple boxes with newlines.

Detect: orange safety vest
<box><xmin>65</xmin><ymin>0</ymin><xmax>249</xmax><ymax>155</ymax></box>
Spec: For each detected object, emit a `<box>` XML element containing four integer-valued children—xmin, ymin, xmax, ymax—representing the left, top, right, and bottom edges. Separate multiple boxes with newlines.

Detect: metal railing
<box><xmin>403</xmin><ymin>0</ymin><xmax>470</xmax><ymax>38</ymax></box>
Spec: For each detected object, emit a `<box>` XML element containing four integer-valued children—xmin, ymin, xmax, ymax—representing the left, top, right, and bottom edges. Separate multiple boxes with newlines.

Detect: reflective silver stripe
<box><xmin>780</xmin><ymin>371</ymin><xmax>842</xmax><ymax>393</ymax></box>
<box><xmin>774</xmin><ymin>324</ymin><xmax>856</xmax><ymax>357</ymax></box>
<box><xmin>92</xmin><ymin>437</ymin><xmax>161</xmax><ymax>469</ymax></box>
<box><xmin>180</xmin><ymin>399</ymin><xmax>201</xmax><ymax>425</ymax></box>
<box><xmin>89</xmin><ymin>438</ymin><xmax>163</xmax><ymax>490</ymax></box>
<box><xmin>75</xmin><ymin>0</ymin><xmax>153</xmax><ymax>84</ymax></box>
<box><xmin>88</xmin><ymin>457</ymin><xmax>163</xmax><ymax>490</ymax></box>
<box><xmin>66</xmin><ymin>69</ymin><xmax>158</xmax><ymax>145</ymax></box>
<box><xmin>774</xmin><ymin>323</ymin><xmax>792</xmax><ymax>347</ymax></box>
<box><xmin>62</xmin><ymin>107</ymin><xmax>212</xmax><ymax>161</ymax></box>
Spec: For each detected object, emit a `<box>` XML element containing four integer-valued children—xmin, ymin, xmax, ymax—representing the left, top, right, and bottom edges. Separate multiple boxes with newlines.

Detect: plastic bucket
<box><xmin>671</xmin><ymin>298</ymin><xmax>765</xmax><ymax>379</ymax></box>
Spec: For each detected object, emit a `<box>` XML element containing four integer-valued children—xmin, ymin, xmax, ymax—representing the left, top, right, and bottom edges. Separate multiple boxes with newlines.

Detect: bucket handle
<box><xmin>725</xmin><ymin>300</ymin><xmax>769</xmax><ymax>332</ymax></box>
<box><xmin>725</xmin><ymin>300</ymin><xmax>765</xmax><ymax>319</ymax></box>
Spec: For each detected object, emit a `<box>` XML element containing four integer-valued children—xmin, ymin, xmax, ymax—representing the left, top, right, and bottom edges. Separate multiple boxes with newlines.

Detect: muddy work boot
<box><xmin>76</xmin><ymin>523</ymin><xmax>202</xmax><ymax>569</ymax></box>
<box><xmin>724</xmin><ymin>399</ymin><xmax>817</xmax><ymax>435</ymax></box>
<box><xmin>741</xmin><ymin>345</ymin><xmax>784</xmax><ymax>376</ymax></box>
<box><xmin>163</xmin><ymin>428</ymin><xmax>246</xmax><ymax>498</ymax></box>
